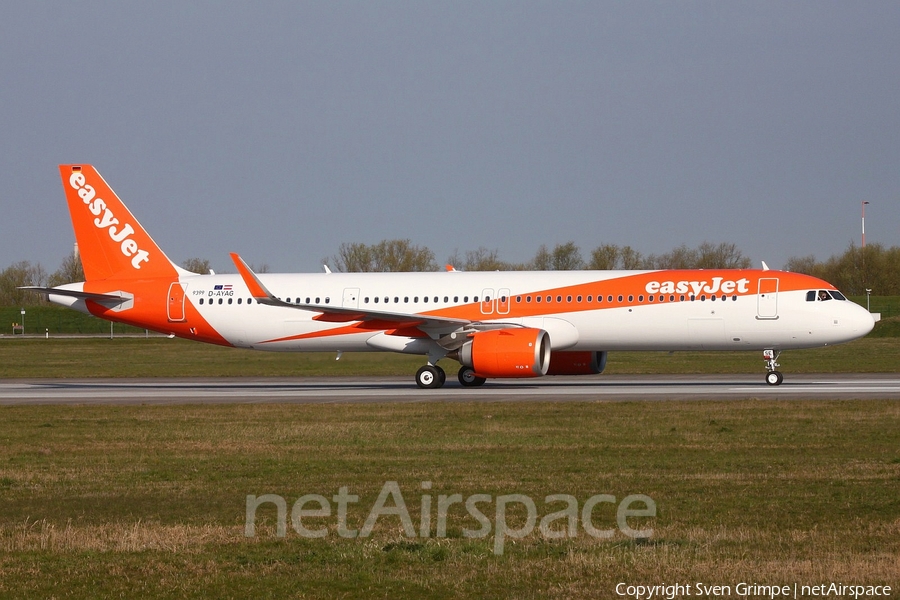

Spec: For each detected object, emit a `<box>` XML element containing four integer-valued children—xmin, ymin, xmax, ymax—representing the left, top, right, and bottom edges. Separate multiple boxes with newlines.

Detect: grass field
<box><xmin>0</xmin><ymin>401</ymin><xmax>898</xmax><ymax>598</ymax></box>
<box><xmin>1</xmin><ymin>314</ymin><xmax>898</xmax><ymax>598</ymax></box>
<box><xmin>1</xmin><ymin>334</ymin><xmax>900</xmax><ymax>379</ymax></box>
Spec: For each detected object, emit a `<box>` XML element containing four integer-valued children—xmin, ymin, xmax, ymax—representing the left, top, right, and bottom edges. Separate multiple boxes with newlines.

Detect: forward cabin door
<box><xmin>757</xmin><ymin>278</ymin><xmax>779</xmax><ymax>319</ymax></box>
<box><xmin>167</xmin><ymin>282</ymin><xmax>188</xmax><ymax>322</ymax></box>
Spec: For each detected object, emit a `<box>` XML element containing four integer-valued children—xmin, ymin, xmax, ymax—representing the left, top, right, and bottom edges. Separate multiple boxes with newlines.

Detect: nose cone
<box><xmin>847</xmin><ymin>303</ymin><xmax>877</xmax><ymax>339</ymax></box>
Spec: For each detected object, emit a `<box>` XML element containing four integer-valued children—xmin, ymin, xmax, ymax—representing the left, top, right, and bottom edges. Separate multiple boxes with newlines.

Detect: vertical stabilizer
<box><xmin>59</xmin><ymin>165</ymin><xmax>180</xmax><ymax>281</ymax></box>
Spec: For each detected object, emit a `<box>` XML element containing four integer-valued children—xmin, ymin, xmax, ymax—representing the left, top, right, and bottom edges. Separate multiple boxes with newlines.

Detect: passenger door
<box><xmin>167</xmin><ymin>282</ymin><xmax>188</xmax><ymax>322</ymax></box>
<box><xmin>757</xmin><ymin>278</ymin><xmax>779</xmax><ymax>319</ymax></box>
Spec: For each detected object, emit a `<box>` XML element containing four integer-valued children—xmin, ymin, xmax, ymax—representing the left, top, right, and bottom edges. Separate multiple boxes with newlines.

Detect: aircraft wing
<box><xmin>229</xmin><ymin>253</ymin><xmax>472</xmax><ymax>330</ymax></box>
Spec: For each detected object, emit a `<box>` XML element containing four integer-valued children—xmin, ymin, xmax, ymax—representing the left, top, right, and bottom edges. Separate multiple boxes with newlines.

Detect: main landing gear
<box><xmin>415</xmin><ymin>365</ymin><xmax>487</xmax><ymax>389</ymax></box>
<box><xmin>763</xmin><ymin>350</ymin><xmax>783</xmax><ymax>386</ymax></box>
<box><xmin>457</xmin><ymin>366</ymin><xmax>486</xmax><ymax>388</ymax></box>
<box><xmin>415</xmin><ymin>365</ymin><xmax>446</xmax><ymax>389</ymax></box>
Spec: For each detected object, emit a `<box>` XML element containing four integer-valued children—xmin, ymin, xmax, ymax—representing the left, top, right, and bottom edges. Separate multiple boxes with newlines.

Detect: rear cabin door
<box><xmin>167</xmin><ymin>282</ymin><xmax>188</xmax><ymax>322</ymax></box>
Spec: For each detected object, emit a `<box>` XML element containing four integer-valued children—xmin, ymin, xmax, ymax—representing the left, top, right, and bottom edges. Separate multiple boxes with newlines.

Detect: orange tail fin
<box><xmin>59</xmin><ymin>165</ymin><xmax>179</xmax><ymax>281</ymax></box>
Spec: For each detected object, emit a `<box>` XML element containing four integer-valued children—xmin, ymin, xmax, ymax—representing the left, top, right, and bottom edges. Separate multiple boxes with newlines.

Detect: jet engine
<box><xmin>458</xmin><ymin>328</ymin><xmax>551</xmax><ymax>378</ymax></box>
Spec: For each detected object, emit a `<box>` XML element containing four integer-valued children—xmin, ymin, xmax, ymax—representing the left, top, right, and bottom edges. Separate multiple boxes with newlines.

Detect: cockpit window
<box><xmin>807</xmin><ymin>289</ymin><xmax>847</xmax><ymax>302</ymax></box>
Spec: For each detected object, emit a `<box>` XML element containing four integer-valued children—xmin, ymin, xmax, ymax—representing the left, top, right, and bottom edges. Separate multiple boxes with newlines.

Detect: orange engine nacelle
<box><xmin>459</xmin><ymin>328</ymin><xmax>551</xmax><ymax>378</ymax></box>
<box><xmin>547</xmin><ymin>351</ymin><xmax>608</xmax><ymax>376</ymax></box>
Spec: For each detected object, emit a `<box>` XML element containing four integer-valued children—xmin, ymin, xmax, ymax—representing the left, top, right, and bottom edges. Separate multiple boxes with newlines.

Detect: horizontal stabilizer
<box><xmin>19</xmin><ymin>286</ymin><xmax>132</xmax><ymax>306</ymax></box>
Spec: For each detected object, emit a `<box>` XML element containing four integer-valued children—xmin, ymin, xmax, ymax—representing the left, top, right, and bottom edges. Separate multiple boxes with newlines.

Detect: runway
<box><xmin>1</xmin><ymin>374</ymin><xmax>899</xmax><ymax>404</ymax></box>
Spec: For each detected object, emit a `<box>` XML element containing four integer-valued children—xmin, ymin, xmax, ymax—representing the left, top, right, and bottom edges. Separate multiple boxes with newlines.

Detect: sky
<box><xmin>2</xmin><ymin>2</ymin><xmax>898</xmax><ymax>275</ymax></box>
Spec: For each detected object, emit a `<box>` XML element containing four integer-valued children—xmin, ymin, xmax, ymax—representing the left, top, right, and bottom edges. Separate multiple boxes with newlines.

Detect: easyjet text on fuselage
<box><xmin>644</xmin><ymin>277</ymin><xmax>751</xmax><ymax>296</ymax></box>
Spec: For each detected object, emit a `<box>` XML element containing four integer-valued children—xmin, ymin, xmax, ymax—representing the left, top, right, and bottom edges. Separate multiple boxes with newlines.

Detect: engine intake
<box><xmin>458</xmin><ymin>328</ymin><xmax>550</xmax><ymax>378</ymax></box>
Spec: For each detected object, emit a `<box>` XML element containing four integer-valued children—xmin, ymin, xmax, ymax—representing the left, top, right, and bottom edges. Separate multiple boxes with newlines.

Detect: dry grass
<box><xmin>1</xmin><ymin>401</ymin><xmax>898</xmax><ymax>598</ymax></box>
<box><xmin>3</xmin><ymin>519</ymin><xmax>236</xmax><ymax>553</ymax></box>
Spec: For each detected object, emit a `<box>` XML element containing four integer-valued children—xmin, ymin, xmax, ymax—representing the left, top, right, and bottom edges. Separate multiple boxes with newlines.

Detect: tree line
<box><xmin>328</xmin><ymin>240</ymin><xmax>752</xmax><ymax>272</ymax></box>
<box><xmin>785</xmin><ymin>243</ymin><xmax>900</xmax><ymax>296</ymax></box>
<box><xmin>2</xmin><ymin>240</ymin><xmax>895</xmax><ymax>306</ymax></box>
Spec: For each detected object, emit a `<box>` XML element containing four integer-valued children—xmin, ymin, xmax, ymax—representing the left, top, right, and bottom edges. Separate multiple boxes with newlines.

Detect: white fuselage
<box><xmin>155</xmin><ymin>269</ymin><xmax>874</xmax><ymax>354</ymax></box>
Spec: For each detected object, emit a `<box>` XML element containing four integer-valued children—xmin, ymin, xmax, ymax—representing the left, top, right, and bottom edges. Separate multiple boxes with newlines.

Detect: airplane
<box><xmin>26</xmin><ymin>164</ymin><xmax>877</xmax><ymax>389</ymax></box>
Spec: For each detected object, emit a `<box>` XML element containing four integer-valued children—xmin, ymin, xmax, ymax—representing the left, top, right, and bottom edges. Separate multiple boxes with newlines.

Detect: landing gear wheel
<box><xmin>458</xmin><ymin>366</ymin><xmax>487</xmax><ymax>387</ymax></box>
<box><xmin>765</xmin><ymin>371</ymin><xmax>784</xmax><ymax>386</ymax></box>
<box><xmin>416</xmin><ymin>365</ymin><xmax>445</xmax><ymax>389</ymax></box>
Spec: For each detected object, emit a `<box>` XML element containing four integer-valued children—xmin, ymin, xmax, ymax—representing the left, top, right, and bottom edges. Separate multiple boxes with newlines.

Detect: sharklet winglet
<box><xmin>230</xmin><ymin>252</ymin><xmax>275</xmax><ymax>301</ymax></box>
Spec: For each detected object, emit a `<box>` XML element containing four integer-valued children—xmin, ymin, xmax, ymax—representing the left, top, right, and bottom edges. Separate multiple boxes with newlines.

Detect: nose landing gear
<box><xmin>763</xmin><ymin>350</ymin><xmax>783</xmax><ymax>386</ymax></box>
